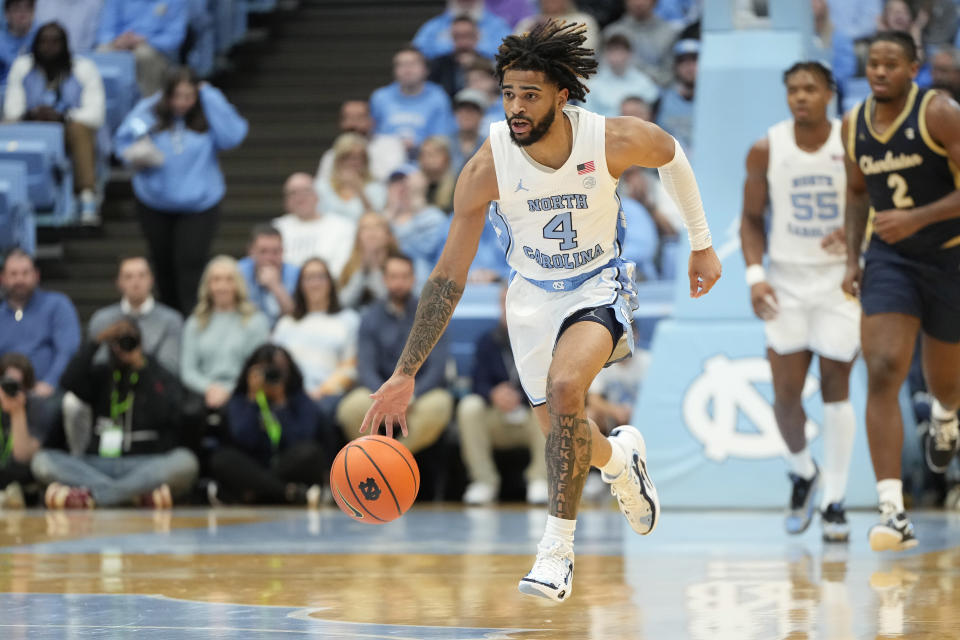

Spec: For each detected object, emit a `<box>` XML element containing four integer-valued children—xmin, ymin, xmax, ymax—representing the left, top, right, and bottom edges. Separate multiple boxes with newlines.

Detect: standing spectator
<box><xmin>931</xmin><ymin>46</ymin><xmax>960</xmax><ymax>101</ymax></box>
<box><xmin>449</xmin><ymin>88</ymin><xmax>487</xmax><ymax>173</ymax></box>
<box><xmin>3</xmin><ymin>21</ymin><xmax>105</xmax><ymax>223</ymax></box>
<box><xmin>95</xmin><ymin>0</ymin><xmax>187</xmax><ymax>97</ymax></box>
<box><xmin>486</xmin><ymin>0</ymin><xmax>537</xmax><ymax>28</ymax></box>
<box><xmin>603</xmin><ymin>0</ymin><xmax>678</xmax><ymax>87</ymax></box>
<box><xmin>315</xmin><ymin>99</ymin><xmax>406</xmax><ymax>185</ymax></box>
<box><xmin>272</xmin><ymin>172</ymin><xmax>356</xmax><ymax>276</ymax></box>
<box><xmin>34</xmin><ymin>0</ymin><xmax>103</xmax><ymax>53</ymax></box>
<box><xmin>586</xmin><ymin>33</ymin><xmax>658</xmax><ymax>117</ymax></box>
<box><xmin>0</xmin><ymin>249</ymin><xmax>79</xmax><ymax>396</ymax></box>
<box><xmin>88</xmin><ymin>256</ymin><xmax>183</xmax><ymax>375</ymax></box>
<box><xmin>31</xmin><ymin>317</ymin><xmax>199</xmax><ymax>509</ymax></box>
<box><xmin>336</xmin><ymin>253</ymin><xmax>454</xmax><ymax>454</ymax></box>
<box><xmin>413</xmin><ymin>0</ymin><xmax>511</xmax><ymax>60</ymax></box>
<box><xmin>515</xmin><ymin>1</ymin><xmax>601</xmax><ymax>52</ymax></box>
<box><xmin>0</xmin><ymin>0</ymin><xmax>36</xmax><ymax>84</ymax></box>
<box><xmin>273</xmin><ymin>258</ymin><xmax>359</xmax><ymax>429</ymax></box>
<box><xmin>181</xmin><ymin>256</ymin><xmax>269</xmax><ymax>413</ymax></box>
<box><xmin>338</xmin><ymin>212</ymin><xmax>399</xmax><ymax>310</ymax></box>
<box><xmin>370</xmin><ymin>45</ymin><xmax>455</xmax><ymax>155</ymax></box>
<box><xmin>209</xmin><ymin>344</ymin><xmax>334</xmax><ymax>506</ymax></box>
<box><xmin>115</xmin><ymin>67</ymin><xmax>248</xmax><ymax>315</ymax></box>
<box><xmin>418</xmin><ymin>135</ymin><xmax>456</xmax><ymax>213</ymax></box>
<box><xmin>656</xmin><ymin>38</ymin><xmax>698</xmax><ymax>157</ymax></box>
<box><xmin>428</xmin><ymin>15</ymin><xmax>489</xmax><ymax>99</ymax></box>
<box><xmin>313</xmin><ymin>132</ymin><xmax>387</xmax><ymax>222</ymax></box>
<box><xmin>237</xmin><ymin>225</ymin><xmax>298</xmax><ymax>328</ymax></box>
<box><xmin>382</xmin><ymin>170</ymin><xmax>447</xmax><ymax>287</ymax></box>
<box><xmin>457</xmin><ymin>288</ymin><xmax>547</xmax><ymax>505</ymax></box>
<box><xmin>0</xmin><ymin>354</ymin><xmax>56</xmax><ymax>508</ymax></box>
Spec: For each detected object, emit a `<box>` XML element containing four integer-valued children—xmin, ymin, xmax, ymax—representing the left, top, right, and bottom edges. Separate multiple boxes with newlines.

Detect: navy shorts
<box><xmin>861</xmin><ymin>241</ymin><xmax>960</xmax><ymax>343</ymax></box>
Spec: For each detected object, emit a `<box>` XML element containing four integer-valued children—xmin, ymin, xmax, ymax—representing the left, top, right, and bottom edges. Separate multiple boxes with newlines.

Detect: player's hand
<box><xmin>688</xmin><ymin>246</ymin><xmax>721</xmax><ymax>298</ymax></box>
<box><xmin>360</xmin><ymin>373</ymin><xmax>415</xmax><ymax>439</ymax></box>
<box><xmin>820</xmin><ymin>228</ymin><xmax>846</xmax><ymax>256</ymax></box>
<box><xmin>841</xmin><ymin>261</ymin><xmax>862</xmax><ymax>298</ymax></box>
<box><xmin>872</xmin><ymin>208</ymin><xmax>923</xmax><ymax>244</ymax></box>
<box><xmin>749</xmin><ymin>282</ymin><xmax>779</xmax><ymax>320</ymax></box>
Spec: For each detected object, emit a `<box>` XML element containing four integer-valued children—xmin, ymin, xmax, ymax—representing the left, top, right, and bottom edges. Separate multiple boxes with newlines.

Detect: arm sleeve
<box><xmin>657</xmin><ymin>137</ymin><xmax>712</xmax><ymax>250</ymax></box>
<box><xmin>199</xmin><ymin>85</ymin><xmax>248</xmax><ymax>150</ymax></box>
<box><xmin>45</xmin><ymin>297</ymin><xmax>82</xmax><ymax>386</ymax></box>
<box><xmin>145</xmin><ymin>0</ymin><xmax>188</xmax><ymax>57</ymax></box>
<box><xmin>68</xmin><ymin>58</ymin><xmax>106</xmax><ymax>129</ymax></box>
<box><xmin>59</xmin><ymin>341</ymin><xmax>100</xmax><ymax>404</ymax></box>
<box><xmin>3</xmin><ymin>56</ymin><xmax>29</xmax><ymax>121</ymax></box>
<box><xmin>355</xmin><ymin>312</ymin><xmax>383</xmax><ymax>390</ymax></box>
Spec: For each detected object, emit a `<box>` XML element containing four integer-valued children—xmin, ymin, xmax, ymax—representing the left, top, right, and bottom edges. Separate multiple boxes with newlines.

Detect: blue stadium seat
<box><xmin>0</xmin><ymin>123</ymin><xmax>74</xmax><ymax>224</ymax></box>
<box><xmin>0</xmin><ymin>159</ymin><xmax>36</xmax><ymax>255</ymax></box>
<box><xmin>448</xmin><ymin>283</ymin><xmax>501</xmax><ymax>378</ymax></box>
<box><xmin>87</xmin><ymin>51</ymin><xmax>139</xmax><ymax>134</ymax></box>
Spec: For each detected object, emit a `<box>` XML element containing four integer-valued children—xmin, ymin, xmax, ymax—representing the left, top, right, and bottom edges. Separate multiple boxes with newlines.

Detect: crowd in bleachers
<box><xmin>2</xmin><ymin>0</ymin><xmax>960</xmax><ymax>510</ymax></box>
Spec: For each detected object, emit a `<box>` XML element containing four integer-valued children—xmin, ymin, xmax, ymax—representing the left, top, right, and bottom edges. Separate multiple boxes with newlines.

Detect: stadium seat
<box><xmin>0</xmin><ymin>159</ymin><xmax>36</xmax><ymax>255</ymax></box>
<box><xmin>0</xmin><ymin>123</ymin><xmax>75</xmax><ymax>225</ymax></box>
<box><xmin>87</xmin><ymin>51</ymin><xmax>139</xmax><ymax>134</ymax></box>
<box><xmin>448</xmin><ymin>282</ymin><xmax>501</xmax><ymax>379</ymax></box>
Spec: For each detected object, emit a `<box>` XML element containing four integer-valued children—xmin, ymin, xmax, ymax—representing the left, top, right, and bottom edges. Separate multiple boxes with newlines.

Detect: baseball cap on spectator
<box><xmin>453</xmin><ymin>88</ymin><xmax>489</xmax><ymax>112</ymax></box>
<box><xmin>674</xmin><ymin>39</ymin><xmax>700</xmax><ymax>59</ymax></box>
<box><xmin>388</xmin><ymin>164</ymin><xmax>419</xmax><ymax>183</ymax></box>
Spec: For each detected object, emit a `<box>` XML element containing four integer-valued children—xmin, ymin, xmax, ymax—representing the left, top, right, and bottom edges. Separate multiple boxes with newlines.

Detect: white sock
<box><xmin>877</xmin><ymin>478</ymin><xmax>905</xmax><ymax>514</ymax></box>
<box><xmin>599</xmin><ymin>438</ymin><xmax>626</xmax><ymax>478</ymax></box>
<box><xmin>541</xmin><ymin>514</ymin><xmax>576</xmax><ymax>548</ymax></box>
<box><xmin>820</xmin><ymin>401</ymin><xmax>856</xmax><ymax>510</ymax></box>
<box><xmin>932</xmin><ymin>399</ymin><xmax>958</xmax><ymax>422</ymax></box>
<box><xmin>80</xmin><ymin>188</ymin><xmax>96</xmax><ymax>203</ymax></box>
<box><xmin>786</xmin><ymin>448</ymin><xmax>816</xmax><ymax>479</ymax></box>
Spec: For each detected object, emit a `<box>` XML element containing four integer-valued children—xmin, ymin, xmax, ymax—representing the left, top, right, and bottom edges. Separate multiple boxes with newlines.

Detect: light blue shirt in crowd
<box><xmin>0</xmin><ymin>25</ymin><xmax>35</xmax><ymax>84</ymax></box>
<box><xmin>96</xmin><ymin>0</ymin><xmax>187</xmax><ymax>58</ymax></box>
<box><xmin>35</xmin><ymin>0</ymin><xmax>103</xmax><ymax>53</ymax></box>
<box><xmin>370</xmin><ymin>81</ymin><xmax>454</xmax><ymax>149</ymax></box>
<box><xmin>236</xmin><ymin>257</ymin><xmax>299</xmax><ymax>327</ymax></box>
<box><xmin>413</xmin><ymin>8</ymin><xmax>511</xmax><ymax>60</ymax></box>
<box><xmin>586</xmin><ymin>64</ymin><xmax>659</xmax><ymax>118</ymax></box>
<box><xmin>0</xmin><ymin>289</ymin><xmax>80</xmax><ymax>387</ymax></box>
<box><xmin>656</xmin><ymin>86</ymin><xmax>694</xmax><ymax>157</ymax></box>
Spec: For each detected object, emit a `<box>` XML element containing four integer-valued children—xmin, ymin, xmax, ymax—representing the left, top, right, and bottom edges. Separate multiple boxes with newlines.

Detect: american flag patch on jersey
<box><xmin>577</xmin><ymin>161</ymin><xmax>595</xmax><ymax>175</ymax></box>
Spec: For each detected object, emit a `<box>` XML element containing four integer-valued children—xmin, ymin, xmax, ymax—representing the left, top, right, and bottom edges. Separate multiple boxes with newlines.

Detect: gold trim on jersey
<box><xmin>847</xmin><ymin>102</ymin><xmax>861</xmax><ymax>162</ymax></box>
<box><xmin>865</xmin><ymin>83</ymin><xmax>919</xmax><ymax>144</ymax></box>
<box><xmin>942</xmin><ymin>234</ymin><xmax>960</xmax><ymax>249</ymax></box>
<box><xmin>918</xmin><ymin>90</ymin><xmax>949</xmax><ymax>156</ymax></box>
<box><xmin>865</xmin><ymin>206</ymin><xmax>875</xmax><ymax>245</ymax></box>
<box><xmin>950</xmin><ymin>158</ymin><xmax>960</xmax><ymax>189</ymax></box>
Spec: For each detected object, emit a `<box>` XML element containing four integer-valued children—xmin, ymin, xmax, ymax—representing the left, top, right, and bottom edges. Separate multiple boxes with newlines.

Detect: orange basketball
<box><xmin>329</xmin><ymin>435</ymin><xmax>420</xmax><ymax>524</ymax></box>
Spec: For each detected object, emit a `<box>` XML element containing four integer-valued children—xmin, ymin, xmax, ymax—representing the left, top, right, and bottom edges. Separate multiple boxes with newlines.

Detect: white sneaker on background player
<box><xmin>602</xmin><ymin>425</ymin><xmax>660</xmax><ymax>535</ymax></box>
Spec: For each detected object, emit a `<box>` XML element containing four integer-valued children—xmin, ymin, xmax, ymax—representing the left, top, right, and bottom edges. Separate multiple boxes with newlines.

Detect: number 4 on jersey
<box><xmin>542</xmin><ymin>211</ymin><xmax>579</xmax><ymax>250</ymax></box>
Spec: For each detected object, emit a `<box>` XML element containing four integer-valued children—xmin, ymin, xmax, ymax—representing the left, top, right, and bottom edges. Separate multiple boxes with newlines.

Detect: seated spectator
<box><xmin>430</xmin><ymin>204</ymin><xmax>509</xmax><ymax>284</ymax></box>
<box><xmin>449</xmin><ymin>88</ymin><xmax>487</xmax><ymax>173</ymax></box>
<box><xmin>0</xmin><ymin>0</ymin><xmax>36</xmax><ymax>84</ymax></box>
<box><xmin>428</xmin><ymin>15</ymin><xmax>490</xmax><ymax>99</ymax></box>
<box><xmin>923</xmin><ymin>0</ymin><xmax>958</xmax><ymax>49</ymax></box>
<box><xmin>418</xmin><ymin>135</ymin><xmax>456</xmax><ymax>213</ymax></box>
<box><xmin>586</xmin><ymin>32</ymin><xmax>658</xmax><ymax>117</ymax></box>
<box><xmin>464</xmin><ymin>59</ymin><xmax>504</xmax><ymax>134</ymax></box>
<box><xmin>316</xmin><ymin>99</ymin><xmax>406</xmax><ymax>184</ymax></box>
<box><xmin>209</xmin><ymin>344</ymin><xmax>335</xmax><ymax>506</ymax></box>
<box><xmin>314</xmin><ymin>132</ymin><xmax>388</xmax><ymax>222</ymax></box>
<box><xmin>181</xmin><ymin>255</ymin><xmax>269</xmax><ymax>413</ymax></box>
<box><xmin>486</xmin><ymin>0</ymin><xmax>537</xmax><ymax>28</ymax></box>
<box><xmin>828</xmin><ymin>0</ymin><xmax>881</xmax><ymax>42</ymax></box>
<box><xmin>0</xmin><ymin>353</ymin><xmax>56</xmax><ymax>508</ymax></box>
<box><xmin>115</xmin><ymin>67</ymin><xmax>248</xmax><ymax>314</ymax></box>
<box><xmin>617</xmin><ymin>166</ymin><xmax>661</xmax><ymax>281</ymax></box>
<box><xmin>812</xmin><ymin>0</ymin><xmax>856</xmax><ymax>85</ymax></box>
<box><xmin>656</xmin><ymin>38</ymin><xmax>698</xmax><ymax>157</ymax></box>
<box><xmin>3</xmin><ymin>21</ymin><xmax>105</xmax><ymax>223</ymax></box>
<box><xmin>30</xmin><ymin>317</ymin><xmax>199</xmax><ymax>509</ymax></box>
<box><xmin>515</xmin><ymin>0</ymin><xmax>600</xmax><ymax>52</ymax></box>
<box><xmin>931</xmin><ymin>45</ymin><xmax>960</xmax><ymax>101</ymax></box>
<box><xmin>878</xmin><ymin>0</ymin><xmax>924</xmax><ymax>53</ymax></box>
<box><xmin>382</xmin><ymin>170</ymin><xmax>447</xmax><ymax>286</ymax></box>
<box><xmin>0</xmin><ymin>249</ymin><xmax>80</xmax><ymax>397</ymax></box>
<box><xmin>655</xmin><ymin>0</ymin><xmax>700</xmax><ymax>29</ymax></box>
<box><xmin>237</xmin><ymin>225</ymin><xmax>298</xmax><ymax>328</ymax></box>
<box><xmin>370</xmin><ymin>45</ymin><xmax>455</xmax><ymax>155</ymax></box>
<box><xmin>272</xmin><ymin>172</ymin><xmax>356</xmax><ymax>276</ymax></box>
<box><xmin>88</xmin><ymin>256</ymin><xmax>183</xmax><ymax>375</ymax></box>
<box><xmin>95</xmin><ymin>0</ymin><xmax>188</xmax><ymax>97</ymax></box>
<box><xmin>338</xmin><ymin>212</ymin><xmax>399</xmax><ymax>310</ymax></box>
<box><xmin>586</xmin><ymin>327</ymin><xmax>648</xmax><ymax>434</ymax></box>
<box><xmin>34</xmin><ymin>0</ymin><xmax>103</xmax><ymax>54</ymax></box>
<box><xmin>273</xmin><ymin>258</ymin><xmax>358</xmax><ymax>427</ymax></box>
<box><xmin>337</xmin><ymin>253</ymin><xmax>453</xmax><ymax>454</ymax></box>
<box><xmin>457</xmin><ymin>288</ymin><xmax>547</xmax><ymax>505</ymax></box>
<box><xmin>413</xmin><ymin>0</ymin><xmax>511</xmax><ymax>60</ymax></box>
<box><xmin>603</xmin><ymin>0</ymin><xmax>678</xmax><ymax>86</ymax></box>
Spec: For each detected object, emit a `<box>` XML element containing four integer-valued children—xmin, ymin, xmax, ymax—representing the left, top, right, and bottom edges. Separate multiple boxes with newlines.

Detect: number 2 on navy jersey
<box><xmin>542</xmin><ymin>212</ymin><xmax>579</xmax><ymax>250</ymax></box>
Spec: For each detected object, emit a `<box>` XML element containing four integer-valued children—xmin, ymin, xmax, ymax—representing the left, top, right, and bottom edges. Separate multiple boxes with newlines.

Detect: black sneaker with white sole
<box><xmin>785</xmin><ymin>464</ymin><xmax>820</xmax><ymax>535</ymax></box>
<box><xmin>924</xmin><ymin>414</ymin><xmax>959</xmax><ymax>474</ymax></box>
<box><xmin>821</xmin><ymin>502</ymin><xmax>850</xmax><ymax>543</ymax></box>
<box><xmin>869</xmin><ymin>509</ymin><xmax>918</xmax><ymax>552</ymax></box>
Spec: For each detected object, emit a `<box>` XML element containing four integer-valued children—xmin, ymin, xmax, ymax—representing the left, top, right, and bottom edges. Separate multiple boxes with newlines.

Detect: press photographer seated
<box><xmin>30</xmin><ymin>317</ymin><xmax>198</xmax><ymax>509</ymax></box>
<box><xmin>208</xmin><ymin>344</ymin><xmax>336</xmax><ymax>507</ymax></box>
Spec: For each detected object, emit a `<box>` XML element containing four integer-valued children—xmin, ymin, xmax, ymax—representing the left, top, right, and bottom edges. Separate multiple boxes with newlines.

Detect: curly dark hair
<box><xmin>783</xmin><ymin>61</ymin><xmax>836</xmax><ymax>91</ymax></box>
<box><xmin>495</xmin><ymin>20</ymin><xmax>597</xmax><ymax>102</ymax></box>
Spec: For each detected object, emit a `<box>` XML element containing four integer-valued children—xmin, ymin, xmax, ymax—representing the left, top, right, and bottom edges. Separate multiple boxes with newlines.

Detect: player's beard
<box><xmin>508</xmin><ymin>108</ymin><xmax>556</xmax><ymax>147</ymax></box>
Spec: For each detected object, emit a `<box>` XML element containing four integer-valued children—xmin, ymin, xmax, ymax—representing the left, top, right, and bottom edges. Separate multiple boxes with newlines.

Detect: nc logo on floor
<box><xmin>682</xmin><ymin>355</ymin><xmax>820</xmax><ymax>462</ymax></box>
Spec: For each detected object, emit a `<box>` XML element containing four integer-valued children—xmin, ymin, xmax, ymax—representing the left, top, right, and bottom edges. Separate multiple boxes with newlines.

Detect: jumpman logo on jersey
<box><xmin>515</xmin><ymin>179</ymin><xmax>529</xmax><ymax>193</ymax></box>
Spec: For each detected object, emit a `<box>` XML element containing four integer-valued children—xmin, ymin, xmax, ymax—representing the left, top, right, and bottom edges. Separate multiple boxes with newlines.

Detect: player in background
<box><xmin>843</xmin><ymin>31</ymin><xmax>960</xmax><ymax>551</ymax></box>
<box><xmin>740</xmin><ymin>61</ymin><xmax>859</xmax><ymax>543</ymax></box>
<box><xmin>359</xmin><ymin>21</ymin><xmax>721</xmax><ymax>602</ymax></box>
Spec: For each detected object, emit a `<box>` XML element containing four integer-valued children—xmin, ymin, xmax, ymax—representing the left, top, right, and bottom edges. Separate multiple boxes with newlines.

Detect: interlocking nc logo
<box><xmin>553</xmin><ymin>281</ymin><xmax>566</xmax><ymax>290</ymax></box>
<box><xmin>682</xmin><ymin>355</ymin><xmax>820</xmax><ymax>461</ymax></box>
<box><xmin>358</xmin><ymin>477</ymin><xmax>381</xmax><ymax>501</ymax></box>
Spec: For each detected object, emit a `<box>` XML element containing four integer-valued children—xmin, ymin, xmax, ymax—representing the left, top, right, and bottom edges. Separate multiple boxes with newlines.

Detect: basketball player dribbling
<box><xmin>360</xmin><ymin>21</ymin><xmax>721</xmax><ymax>601</ymax></box>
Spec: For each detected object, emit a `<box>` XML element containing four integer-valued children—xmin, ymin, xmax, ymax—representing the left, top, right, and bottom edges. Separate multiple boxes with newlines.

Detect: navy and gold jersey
<box><xmin>848</xmin><ymin>83</ymin><xmax>960</xmax><ymax>263</ymax></box>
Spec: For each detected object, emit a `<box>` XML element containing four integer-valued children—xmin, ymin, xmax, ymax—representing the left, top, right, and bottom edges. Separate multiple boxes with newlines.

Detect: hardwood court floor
<box><xmin>0</xmin><ymin>505</ymin><xmax>958</xmax><ymax>639</ymax></box>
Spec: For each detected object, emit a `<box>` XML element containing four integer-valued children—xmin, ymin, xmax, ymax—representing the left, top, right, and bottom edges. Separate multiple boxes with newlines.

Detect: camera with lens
<box><xmin>263</xmin><ymin>365</ymin><xmax>284</xmax><ymax>385</ymax></box>
<box><xmin>0</xmin><ymin>376</ymin><xmax>22</xmax><ymax>397</ymax></box>
<box><xmin>114</xmin><ymin>333</ymin><xmax>141</xmax><ymax>353</ymax></box>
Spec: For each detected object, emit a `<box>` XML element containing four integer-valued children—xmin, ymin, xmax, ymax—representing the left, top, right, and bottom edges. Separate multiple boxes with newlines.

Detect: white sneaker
<box><xmin>463</xmin><ymin>482</ymin><xmax>497</xmax><ymax>505</ymax></box>
<box><xmin>602</xmin><ymin>425</ymin><xmax>659</xmax><ymax>535</ymax></box>
<box><xmin>526</xmin><ymin>479</ymin><xmax>548</xmax><ymax>505</ymax></box>
<box><xmin>518</xmin><ymin>539</ymin><xmax>574</xmax><ymax>602</ymax></box>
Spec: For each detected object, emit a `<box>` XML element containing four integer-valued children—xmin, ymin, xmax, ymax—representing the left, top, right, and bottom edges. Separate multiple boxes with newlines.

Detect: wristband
<box><xmin>745</xmin><ymin>264</ymin><xmax>766</xmax><ymax>287</ymax></box>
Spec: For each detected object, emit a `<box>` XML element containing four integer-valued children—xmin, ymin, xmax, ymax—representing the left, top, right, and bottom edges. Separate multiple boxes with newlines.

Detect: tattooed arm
<box><xmin>360</xmin><ymin>141</ymin><xmax>499</xmax><ymax>438</ymax></box>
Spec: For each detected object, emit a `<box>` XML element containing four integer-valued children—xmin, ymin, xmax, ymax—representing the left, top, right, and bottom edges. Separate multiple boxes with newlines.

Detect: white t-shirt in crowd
<box><xmin>272</xmin><ymin>309</ymin><xmax>360</xmax><ymax>392</ymax></box>
<box><xmin>272</xmin><ymin>212</ymin><xmax>357</xmax><ymax>277</ymax></box>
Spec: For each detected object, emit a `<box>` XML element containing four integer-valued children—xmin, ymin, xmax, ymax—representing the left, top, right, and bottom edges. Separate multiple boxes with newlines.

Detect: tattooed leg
<box><xmin>545</xmin><ymin>405</ymin><xmax>594</xmax><ymax>519</ymax></box>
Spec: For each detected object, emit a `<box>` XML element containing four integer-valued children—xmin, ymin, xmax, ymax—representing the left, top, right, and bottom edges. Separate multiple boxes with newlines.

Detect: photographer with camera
<box><xmin>30</xmin><ymin>317</ymin><xmax>198</xmax><ymax>509</ymax></box>
<box><xmin>208</xmin><ymin>344</ymin><xmax>334</xmax><ymax>506</ymax></box>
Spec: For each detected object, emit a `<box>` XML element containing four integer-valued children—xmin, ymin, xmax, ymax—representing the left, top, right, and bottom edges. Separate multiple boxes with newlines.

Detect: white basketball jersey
<box><xmin>488</xmin><ymin>105</ymin><xmax>625</xmax><ymax>288</ymax></box>
<box><xmin>766</xmin><ymin>118</ymin><xmax>847</xmax><ymax>265</ymax></box>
